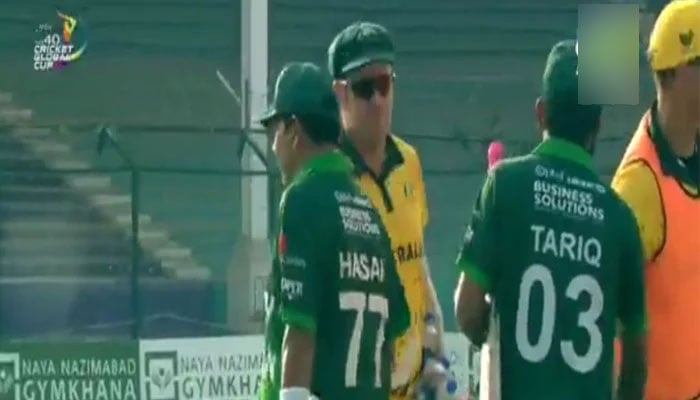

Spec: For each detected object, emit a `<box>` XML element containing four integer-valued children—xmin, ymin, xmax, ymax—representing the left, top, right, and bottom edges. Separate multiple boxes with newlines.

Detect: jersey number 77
<box><xmin>340</xmin><ymin>291</ymin><xmax>389</xmax><ymax>388</ymax></box>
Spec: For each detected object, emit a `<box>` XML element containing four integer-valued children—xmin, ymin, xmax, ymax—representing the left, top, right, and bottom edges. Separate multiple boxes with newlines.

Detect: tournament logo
<box><xmin>144</xmin><ymin>352</ymin><xmax>179</xmax><ymax>400</ymax></box>
<box><xmin>33</xmin><ymin>10</ymin><xmax>88</xmax><ymax>71</ymax></box>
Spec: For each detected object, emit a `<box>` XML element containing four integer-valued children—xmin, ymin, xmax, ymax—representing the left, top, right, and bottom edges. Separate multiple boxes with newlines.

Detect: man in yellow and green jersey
<box><xmin>328</xmin><ymin>21</ymin><xmax>445</xmax><ymax>399</ymax></box>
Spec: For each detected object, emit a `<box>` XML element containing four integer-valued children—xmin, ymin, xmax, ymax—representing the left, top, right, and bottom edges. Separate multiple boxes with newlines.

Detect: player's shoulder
<box><xmin>612</xmin><ymin>159</ymin><xmax>659</xmax><ymax>199</ymax></box>
<box><xmin>607</xmin><ymin>184</ymin><xmax>641</xmax><ymax>230</ymax></box>
<box><xmin>489</xmin><ymin>154</ymin><xmax>537</xmax><ymax>182</ymax></box>
<box><xmin>610</xmin><ymin>159</ymin><xmax>661</xmax><ymax>221</ymax></box>
<box><xmin>391</xmin><ymin>134</ymin><xmax>423</xmax><ymax>170</ymax></box>
<box><xmin>281</xmin><ymin>174</ymin><xmax>342</xmax><ymax>215</ymax></box>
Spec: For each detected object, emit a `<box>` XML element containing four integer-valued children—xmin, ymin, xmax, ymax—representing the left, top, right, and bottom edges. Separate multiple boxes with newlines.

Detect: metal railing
<box><xmin>0</xmin><ymin>123</ymin><xmax>628</xmax><ymax>340</ymax></box>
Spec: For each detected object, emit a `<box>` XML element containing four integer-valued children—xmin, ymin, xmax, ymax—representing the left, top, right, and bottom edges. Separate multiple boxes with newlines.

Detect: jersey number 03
<box><xmin>515</xmin><ymin>263</ymin><xmax>604</xmax><ymax>374</ymax></box>
<box><xmin>339</xmin><ymin>291</ymin><xmax>389</xmax><ymax>388</ymax></box>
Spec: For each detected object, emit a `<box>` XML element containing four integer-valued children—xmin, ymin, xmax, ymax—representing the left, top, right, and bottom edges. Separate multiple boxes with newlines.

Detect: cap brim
<box><xmin>340</xmin><ymin>52</ymin><xmax>395</xmax><ymax>76</ymax></box>
<box><xmin>257</xmin><ymin>106</ymin><xmax>278</xmax><ymax>126</ymax></box>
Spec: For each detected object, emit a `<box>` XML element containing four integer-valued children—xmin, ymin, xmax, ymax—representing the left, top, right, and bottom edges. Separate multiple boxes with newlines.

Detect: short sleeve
<box><xmin>278</xmin><ymin>189</ymin><xmax>327</xmax><ymax>333</ymax></box>
<box><xmin>386</xmin><ymin>245</ymin><xmax>411</xmax><ymax>340</ymax></box>
<box><xmin>611</xmin><ymin>160</ymin><xmax>664</xmax><ymax>262</ymax></box>
<box><xmin>455</xmin><ymin>172</ymin><xmax>499</xmax><ymax>292</ymax></box>
<box><xmin>616</xmin><ymin>200</ymin><xmax>648</xmax><ymax>339</ymax></box>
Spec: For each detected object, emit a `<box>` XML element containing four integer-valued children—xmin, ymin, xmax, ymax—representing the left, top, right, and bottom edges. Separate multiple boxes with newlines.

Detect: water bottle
<box><xmin>420</xmin><ymin>314</ymin><xmax>457</xmax><ymax>400</ymax></box>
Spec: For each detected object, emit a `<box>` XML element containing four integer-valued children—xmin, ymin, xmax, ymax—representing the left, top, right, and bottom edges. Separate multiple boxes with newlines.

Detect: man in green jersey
<box><xmin>259</xmin><ymin>62</ymin><xmax>411</xmax><ymax>400</ymax></box>
<box><xmin>453</xmin><ymin>40</ymin><xmax>648</xmax><ymax>400</ymax></box>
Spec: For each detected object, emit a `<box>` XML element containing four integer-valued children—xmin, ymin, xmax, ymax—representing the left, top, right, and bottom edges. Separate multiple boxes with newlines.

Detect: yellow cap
<box><xmin>648</xmin><ymin>0</ymin><xmax>700</xmax><ymax>70</ymax></box>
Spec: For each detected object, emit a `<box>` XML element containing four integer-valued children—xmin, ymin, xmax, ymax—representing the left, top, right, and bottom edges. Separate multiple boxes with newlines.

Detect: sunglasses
<box><xmin>348</xmin><ymin>72</ymin><xmax>396</xmax><ymax>100</ymax></box>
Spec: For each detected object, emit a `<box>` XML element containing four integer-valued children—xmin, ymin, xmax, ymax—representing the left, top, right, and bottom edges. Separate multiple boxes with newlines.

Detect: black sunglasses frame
<box><xmin>347</xmin><ymin>72</ymin><xmax>396</xmax><ymax>100</ymax></box>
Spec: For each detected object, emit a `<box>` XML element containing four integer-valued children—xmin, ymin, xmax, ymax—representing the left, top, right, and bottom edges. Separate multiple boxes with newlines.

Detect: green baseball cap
<box><xmin>259</xmin><ymin>62</ymin><xmax>338</xmax><ymax>125</ymax></box>
<box><xmin>327</xmin><ymin>21</ymin><xmax>395</xmax><ymax>79</ymax></box>
<box><xmin>542</xmin><ymin>39</ymin><xmax>580</xmax><ymax>105</ymax></box>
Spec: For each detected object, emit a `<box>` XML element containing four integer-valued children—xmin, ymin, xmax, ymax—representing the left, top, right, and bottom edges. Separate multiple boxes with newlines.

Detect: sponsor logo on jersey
<box><xmin>339</xmin><ymin>251</ymin><xmax>386</xmax><ymax>283</ymax></box>
<box><xmin>277</xmin><ymin>233</ymin><xmax>307</xmax><ymax>269</ymax></box>
<box><xmin>393</xmin><ymin>242</ymin><xmax>424</xmax><ymax>264</ymax></box>
<box><xmin>533</xmin><ymin>179</ymin><xmax>605</xmax><ymax>222</ymax></box>
<box><xmin>334</xmin><ymin>190</ymin><xmax>372</xmax><ymax>208</ymax></box>
<box><xmin>280</xmin><ymin>277</ymin><xmax>303</xmax><ymax>300</ymax></box>
<box><xmin>339</xmin><ymin>205</ymin><xmax>381</xmax><ymax>236</ymax></box>
<box><xmin>531</xmin><ymin>224</ymin><xmax>602</xmax><ymax>268</ymax></box>
<box><xmin>566</xmin><ymin>175</ymin><xmax>606</xmax><ymax>194</ymax></box>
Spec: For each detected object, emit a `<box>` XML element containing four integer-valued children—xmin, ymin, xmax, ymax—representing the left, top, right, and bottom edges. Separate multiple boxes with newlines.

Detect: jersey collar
<box><xmin>532</xmin><ymin>137</ymin><xmax>595</xmax><ymax>171</ymax></box>
<box><xmin>291</xmin><ymin>150</ymin><xmax>353</xmax><ymax>184</ymax></box>
<box><xmin>340</xmin><ymin>134</ymin><xmax>404</xmax><ymax>182</ymax></box>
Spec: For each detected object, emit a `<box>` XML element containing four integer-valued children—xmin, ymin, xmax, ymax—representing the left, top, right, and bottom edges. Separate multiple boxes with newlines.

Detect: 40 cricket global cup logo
<box><xmin>33</xmin><ymin>10</ymin><xmax>88</xmax><ymax>72</ymax></box>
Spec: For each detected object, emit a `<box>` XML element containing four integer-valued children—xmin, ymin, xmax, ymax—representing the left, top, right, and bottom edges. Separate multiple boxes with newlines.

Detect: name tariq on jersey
<box><xmin>340</xmin><ymin>251</ymin><xmax>386</xmax><ymax>283</ymax></box>
<box><xmin>531</xmin><ymin>224</ymin><xmax>602</xmax><ymax>268</ymax></box>
<box><xmin>533</xmin><ymin>179</ymin><xmax>605</xmax><ymax>222</ymax></box>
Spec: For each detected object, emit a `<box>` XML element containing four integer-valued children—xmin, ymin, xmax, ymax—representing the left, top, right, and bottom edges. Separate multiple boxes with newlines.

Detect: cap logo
<box><xmin>679</xmin><ymin>30</ymin><xmax>694</xmax><ymax>51</ymax></box>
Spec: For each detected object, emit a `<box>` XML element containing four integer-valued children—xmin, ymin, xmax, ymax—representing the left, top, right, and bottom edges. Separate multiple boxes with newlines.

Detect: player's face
<box><xmin>336</xmin><ymin>63</ymin><xmax>394</xmax><ymax>149</ymax></box>
<box><xmin>269</xmin><ymin>117</ymin><xmax>298</xmax><ymax>186</ymax></box>
<box><xmin>675</xmin><ymin>58</ymin><xmax>700</xmax><ymax>125</ymax></box>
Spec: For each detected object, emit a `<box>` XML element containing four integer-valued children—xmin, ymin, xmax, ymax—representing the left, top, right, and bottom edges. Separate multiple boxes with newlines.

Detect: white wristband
<box><xmin>280</xmin><ymin>387</ymin><xmax>311</xmax><ymax>400</ymax></box>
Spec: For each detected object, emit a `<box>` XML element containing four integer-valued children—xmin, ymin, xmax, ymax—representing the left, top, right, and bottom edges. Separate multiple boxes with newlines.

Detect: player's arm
<box><xmin>454</xmin><ymin>173</ymin><xmax>499</xmax><ymax>347</ymax></box>
<box><xmin>278</xmin><ymin>190</ymin><xmax>325</xmax><ymax>398</ymax></box>
<box><xmin>415</xmin><ymin>154</ymin><xmax>446</xmax><ymax>356</ymax></box>
<box><xmin>615</xmin><ymin>201</ymin><xmax>648</xmax><ymax>400</ymax></box>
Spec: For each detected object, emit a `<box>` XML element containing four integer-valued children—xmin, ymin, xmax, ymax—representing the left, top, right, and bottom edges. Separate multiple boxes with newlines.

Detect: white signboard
<box><xmin>140</xmin><ymin>336</ymin><xmax>264</xmax><ymax>400</ymax></box>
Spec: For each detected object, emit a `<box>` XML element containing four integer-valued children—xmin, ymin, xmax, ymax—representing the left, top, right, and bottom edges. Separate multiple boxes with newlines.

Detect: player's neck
<box><xmin>303</xmin><ymin>145</ymin><xmax>337</xmax><ymax>164</ymax></box>
<box><xmin>347</xmin><ymin>132</ymin><xmax>386</xmax><ymax>176</ymax></box>
<box><xmin>656</xmin><ymin>95</ymin><xmax>698</xmax><ymax>158</ymax></box>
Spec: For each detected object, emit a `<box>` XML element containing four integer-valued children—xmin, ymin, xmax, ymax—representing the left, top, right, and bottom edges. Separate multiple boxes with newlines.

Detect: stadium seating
<box><xmin>0</xmin><ymin>126</ymin><xmax>163</xmax><ymax>277</ymax></box>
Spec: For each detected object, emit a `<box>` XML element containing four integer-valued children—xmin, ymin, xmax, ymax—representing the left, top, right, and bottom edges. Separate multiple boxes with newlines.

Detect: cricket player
<box><xmin>454</xmin><ymin>40</ymin><xmax>648</xmax><ymax>400</ymax></box>
<box><xmin>612</xmin><ymin>1</ymin><xmax>700</xmax><ymax>398</ymax></box>
<box><xmin>259</xmin><ymin>62</ymin><xmax>410</xmax><ymax>400</ymax></box>
<box><xmin>327</xmin><ymin>21</ymin><xmax>446</xmax><ymax>399</ymax></box>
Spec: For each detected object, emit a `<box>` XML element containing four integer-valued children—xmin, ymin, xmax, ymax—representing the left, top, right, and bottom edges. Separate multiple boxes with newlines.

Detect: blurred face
<box><xmin>334</xmin><ymin>63</ymin><xmax>395</xmax><ymax>149</ymax></box>
<box><xmin>268</xmin><ymin>117</ymin><xmax>300</xmax><ymax>186</ymax></box>
<box><xmin>674</xmin><ymin>58</ymin><xmax>700</xmax><ymax>125</ymax></box>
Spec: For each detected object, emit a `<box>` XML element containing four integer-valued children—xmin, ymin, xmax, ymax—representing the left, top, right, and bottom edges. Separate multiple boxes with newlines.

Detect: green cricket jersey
<box><xmin>457</xmin><ymin>138</ymin><xmax>647</xmax><ymax>400</ymax></box>
<box><xmin>261</xmin><ymin>151</ymin><xmax>411</xmax><ymax>400</ymax></box>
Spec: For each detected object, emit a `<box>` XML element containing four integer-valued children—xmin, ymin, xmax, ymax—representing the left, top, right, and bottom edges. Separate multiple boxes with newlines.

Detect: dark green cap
<box><xmin>542</xmin><ymin>40</ymin><xmax>580</xmax><ymax>105</ymax></box>
<box><xmin>327</xmin><ymin>21</ymin><xmax>395</xmax><ymax>79</ymax></box>
<box><xmin>259</xmin><ymin>62</ymin><xmax>338</xmax><ymax>125</ymax></box>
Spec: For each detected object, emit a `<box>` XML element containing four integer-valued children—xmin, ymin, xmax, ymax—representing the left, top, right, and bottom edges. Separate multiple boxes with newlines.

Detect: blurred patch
<box><xmin>578</xmin><ymin>3</ymin><xmax>640</xmax><ymax>105</ymax></box>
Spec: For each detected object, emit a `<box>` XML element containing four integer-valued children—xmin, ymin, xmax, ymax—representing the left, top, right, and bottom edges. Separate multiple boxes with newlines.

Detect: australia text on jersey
<box><xmin>533</xmin><ymin>165</ymin><xmax>605</xmax><ymax>223</ymax></box>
